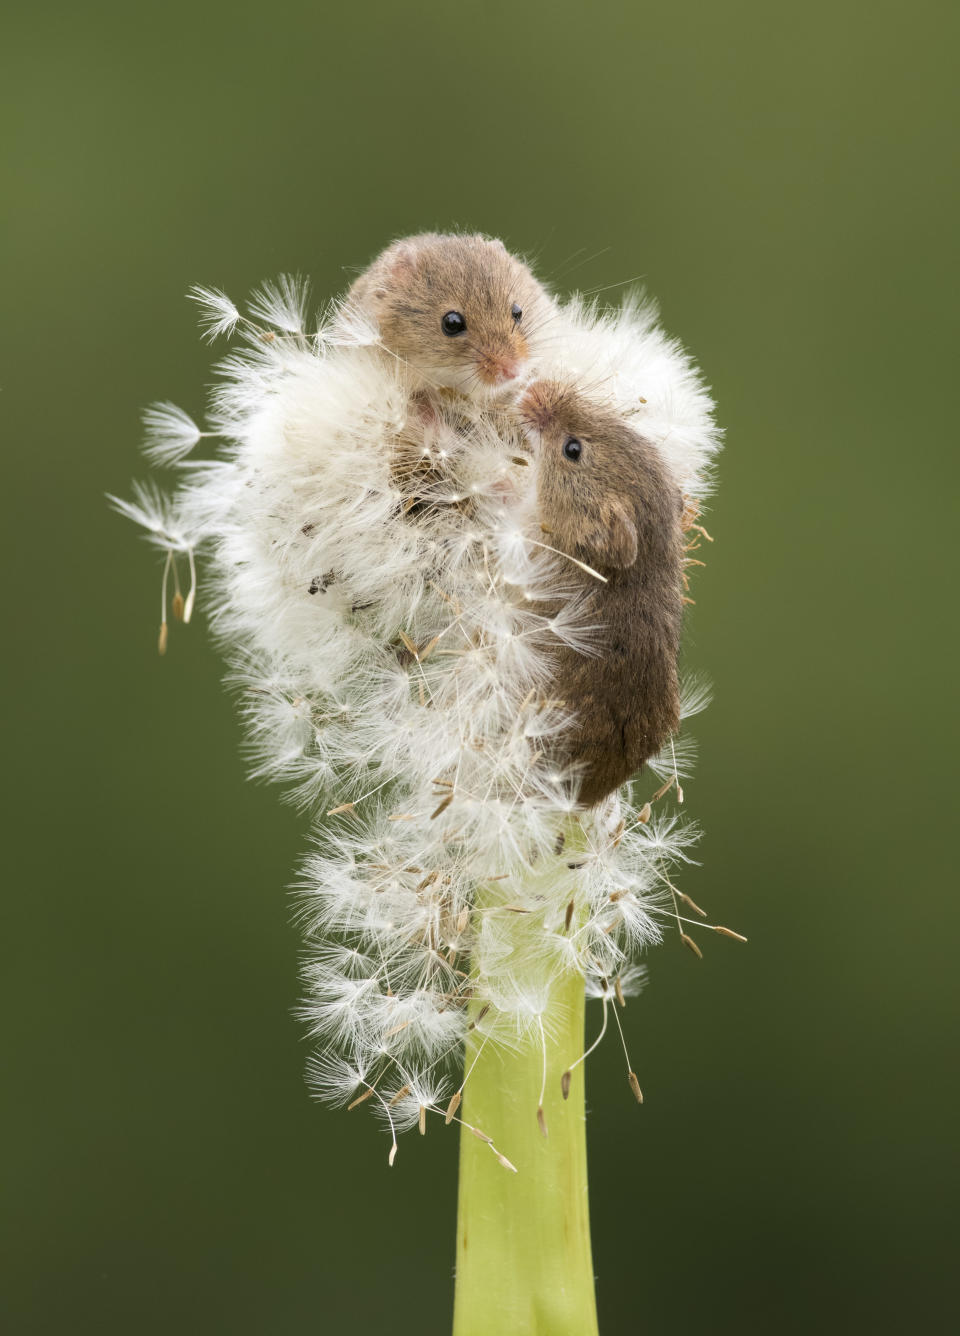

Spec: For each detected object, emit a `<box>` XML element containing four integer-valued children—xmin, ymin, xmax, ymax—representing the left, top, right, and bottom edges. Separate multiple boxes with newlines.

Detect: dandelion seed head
<box><xmin>113</xmin><ymin>268</ymin><xmax>720</xmax><ymax>1145</ymax></box>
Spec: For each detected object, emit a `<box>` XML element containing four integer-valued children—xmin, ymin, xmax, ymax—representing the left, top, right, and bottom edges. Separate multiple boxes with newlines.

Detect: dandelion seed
<box><xmin>188</xmin><ymin>285</ymin><xmax>240</xmax><ymax>342</ymax></box>
<box><xmin>141</xmin><ymin>402</ymin><xmax>204</xmax><ymax>467</ymax></box>
<box><xmin>249</xmin><ymin>274</ymin><xmax>312</xmax><ymax>334</ymax></box>
<box><xmin>183</xmin><ymin>548</ymin><xmax>197</xmax><ymax>623</ymax></box>
<box><xmin>714</xmin><ymin>926</ymin><xmax>748</xmax><ymax>943</ymax></box>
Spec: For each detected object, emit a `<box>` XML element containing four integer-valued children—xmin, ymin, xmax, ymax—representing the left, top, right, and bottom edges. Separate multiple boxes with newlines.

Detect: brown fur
<box><xmin>346</xmin><ymin>232</ymin><xmax>552</xmax><ymax>394</ymax></box>
<box><xmin>519</xmin><ymin>381</ymin><xmax>685</xmax><ymax>807</ymax></box>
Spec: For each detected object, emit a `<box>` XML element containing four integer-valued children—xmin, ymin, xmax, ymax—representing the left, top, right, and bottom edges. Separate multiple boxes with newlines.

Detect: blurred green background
<box><xmin>2</xmin><ymin>1</ymin><xmax>957</xmax><ymax>1332</ymax></box>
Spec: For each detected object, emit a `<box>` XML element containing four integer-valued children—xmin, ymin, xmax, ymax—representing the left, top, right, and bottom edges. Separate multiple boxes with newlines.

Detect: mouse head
<box><xmin>519</xmin><ymin>381</ymin><xmax>678</xmax><ymax>572</ymax></box>
<box><xmin>347</xmin><ymin>233</ymin><xmax>551</xmax><ymax>398</ymax></box>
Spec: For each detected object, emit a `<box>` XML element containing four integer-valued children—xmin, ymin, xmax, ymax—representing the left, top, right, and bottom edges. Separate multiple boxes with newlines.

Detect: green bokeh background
<box><xmin>3</xmin><ymin>2</ymin><xmax>957</xmax><ymax>1332</ymax></box>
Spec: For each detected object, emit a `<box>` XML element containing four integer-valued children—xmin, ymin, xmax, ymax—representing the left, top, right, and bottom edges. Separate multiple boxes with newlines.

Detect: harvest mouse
<box><xmin>344</xmin><ymin>231</ymin><xmax>553</xmax><ymax>399</ymax></box>
<box><xmin>342</xmin><ymin>232</ymin><xmax>554</xmax><ymax>512</ymax></box>
<box><xmin>518</xmin><ymin>380</ymin><xmax>685</xmax><ymax>806</ymax></box>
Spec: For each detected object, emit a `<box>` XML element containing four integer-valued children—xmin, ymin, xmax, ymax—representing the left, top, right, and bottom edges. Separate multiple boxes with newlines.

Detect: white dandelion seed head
<box><xmin>112</xmin><ymin>266</ymin><xmax>720</xmax><ymax>1144</ymax></box>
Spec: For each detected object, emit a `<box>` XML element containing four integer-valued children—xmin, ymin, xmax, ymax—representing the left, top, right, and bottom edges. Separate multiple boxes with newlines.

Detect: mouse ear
<box><xmin>582</xmin><ymin>501</ymin><xmax>638</xmax><ymax>570</ymax></box>
<box><xmin>369</xmin><ymin>241</ymin><xmax>419</xmax><ymax>300</ymax></box>
<box><xmin>386</xmin><ymin>241</ymin><xmax>418</xmax><ymax>277</ymax></box>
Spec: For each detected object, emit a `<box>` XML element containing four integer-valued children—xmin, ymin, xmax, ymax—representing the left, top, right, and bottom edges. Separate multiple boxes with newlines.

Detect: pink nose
<box><xmin>478</xmin><ymin>356</ymin><xmax>520</xmax><ymax>386</ymax></box>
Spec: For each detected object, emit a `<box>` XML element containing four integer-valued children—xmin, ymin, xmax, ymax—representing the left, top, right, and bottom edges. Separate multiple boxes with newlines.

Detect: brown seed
<box><xmin>445</xmin><ymin>1091</ymin><xmax>462</xmax><ymax>1124</ymax></box>
<box><xmin>637</xmin><ymin>802</ymin><xmax>652</xmax><ymax>824</ymax></box>
<box><xmin>418</xmin><ymin>1105</ymin><xmax>427</xmax><ymax>1136</ymax></box>
<box><xmin>563</xmin><ymin>899</ymin><xmax>575</xmax><ymax>933</ymax></box>
<box><xmin>614</xmin><ymin>976</ymin><xmax>626</xmax><ymax>1008</ymax></box>
<box><xmin>628</xmin><ymin>1072</ymin><xmax>644</xmax><ymax>1104</ymax></box>
<box><xmin>398</xmin><ymin>629</ymin><xmax>419</xmax><ymax>658</ymax></box>
<box><xmin>497</xmin><ymin>1153</ymin><xmax>518</xmax><ymax>1173</ymax></box>
<box><xmin>679</xmin><ymin>891</ymin><xmax>707</xmax><ymax>918</ymax></box>
<box><xmin>387</xmin><ymin>1084</ymin><xmax>411</xmax><ymax>1107</ymax></box>
<box><xmin>172</xmin><ymin>592</ymin><xmax>185</xmax><ymax>621</ymax></box>
<box><xmin>347</xmin><ymin>1087</ymin><xmax>375</xmax><ymax>1112</ymax></box>
<box><xmin>561</xmin><ymin>1070</ymin><xmax>572</xmax><ymax>1100</ymax></box>
<box><xmin>714</xmin><ymin>925</ymin><xmax>748</xmax><ymax>943</ymax></box>
<box><xmin>537</xmin><ymin>1106</ymin><xmax>548</xmax><ymax>1139</ymax></box>
<box><xmin>326</xmin><ymin>802</ymin><xmax>356</xmax><ymax>817</ymax></box>
<box><xmin>681</xmin><ymin>932</ymin><xmax>703</xmax><ymax>960</ymax></box>
<box><xmin>456</xmin><ymin>908</ymin><xmax>470</xmax><ymax>934</ymax></box>
<box><xmin>157</xmin><ymin>622</ymin><xmax>168</xmax><ymax>656</ymax></box>
<box><xmin>431</xmin><ymin>794</ymin><xmax>454</xmax><ymax>820</ymax></box>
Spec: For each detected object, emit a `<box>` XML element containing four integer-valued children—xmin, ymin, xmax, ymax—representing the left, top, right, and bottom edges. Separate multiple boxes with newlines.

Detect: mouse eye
<box><xmin>563</xmin><ymin>437</ymin><xmax>582</xmax><ymax>462</ymax></box>
<box><xmin>511</xmin><ymin>302</ymin><xmax>522</xmax><ymax>322</ymax></box>
<box><xmin>441</xmin><ymin>310</ymin><xmax>467</xmax><ymax>336</ymax></box>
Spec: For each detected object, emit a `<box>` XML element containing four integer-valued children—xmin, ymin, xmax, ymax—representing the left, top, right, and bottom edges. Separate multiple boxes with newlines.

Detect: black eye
<box><xmin>563</xmin><ymin>437</ymin><xmax>582</xmax><ymax>461</ymax></box>
<box><xmin>441</xmin><ymin>310</ymin><xmax>467</xmax><ymax>336</ymax></box>
<box><xmin>511</xmin><ymin>302</ymin><xmax>522</xmax><ymax>322</ymax></box>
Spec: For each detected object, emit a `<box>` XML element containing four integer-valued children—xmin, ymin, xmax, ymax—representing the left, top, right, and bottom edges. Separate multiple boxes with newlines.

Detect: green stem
<box><xmin>452</xmin><ymin>968</ymin><xmax>599</xmax><ymax>1336</ymax></box>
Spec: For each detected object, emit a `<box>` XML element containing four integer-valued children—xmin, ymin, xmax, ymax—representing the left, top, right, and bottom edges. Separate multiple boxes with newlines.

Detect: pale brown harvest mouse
<box><xmin>343</xmin><ymin>232</ymin><xmax>554</xmax><ymax>513</ymax></box>
<box><xmin>344</xmin><ymin>231</ymin><xmax>553</xmax><ymax>399</ymax></box>
<box><xmin>519</xmin><ymin>380</ymin><xmax>685</xmax><ymax>806</ymax></box>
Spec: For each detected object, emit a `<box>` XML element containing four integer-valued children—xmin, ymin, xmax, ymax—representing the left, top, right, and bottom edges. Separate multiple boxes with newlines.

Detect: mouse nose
<box><xmin>477</xmin><ymin>354</ymin><xmax>520</xmax><ymax>385</ymax></box>
<box><xmin>518</xmin><ymin>385</ymin><xmax>555</xmax><ymax>429</ymax></box>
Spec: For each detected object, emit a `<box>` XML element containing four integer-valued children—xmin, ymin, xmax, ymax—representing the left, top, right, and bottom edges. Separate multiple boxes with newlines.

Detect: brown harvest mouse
<box><xmin>344</xmin><ymin>231</ymin><xmax>553</xmax><ymax>399</ymax></box>
<box><xmin>518</xmin><ymin>380</ymin><xmax>685</xmax><ymax>806</ymax></box>
<box><xmin>341</xmin><ymin>232</ymin><xmax>555</xmax><ymax>514</ymax></box>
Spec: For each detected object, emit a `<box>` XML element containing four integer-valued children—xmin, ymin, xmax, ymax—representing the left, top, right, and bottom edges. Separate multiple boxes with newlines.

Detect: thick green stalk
<box><xmin>452</xmin><ymin>968</ymin><xmax>599</xmax><ymax>1336</ymax></box>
